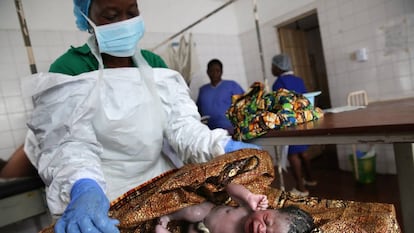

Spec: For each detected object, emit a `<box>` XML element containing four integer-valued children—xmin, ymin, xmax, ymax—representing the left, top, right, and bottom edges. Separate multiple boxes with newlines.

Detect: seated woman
<box><xmin>39</xmin><ymin>149</ymin><xmax>400</xmax><ymax>233</ymax></box>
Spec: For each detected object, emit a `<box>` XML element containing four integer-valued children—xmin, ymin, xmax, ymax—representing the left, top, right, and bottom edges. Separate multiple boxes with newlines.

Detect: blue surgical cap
<box><xmin>272</xmin><ymin>54</ymin><xmax>292</xmax><ymax>71</ymax></box>
<box><xmin>73</xmin><ymin>0</ymin><xmax>91</xmax><ymax>31</ymax></box>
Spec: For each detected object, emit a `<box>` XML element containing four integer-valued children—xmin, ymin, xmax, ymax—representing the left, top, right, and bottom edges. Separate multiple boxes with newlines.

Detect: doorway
<box><xmin>277</xmin><ymin>11</ymin><xmax>331</xmax><ymax>109</ymax></box>
<box><xmin>277</xmin><ymin>11</ymin><xmax>335</xmax><ymax>161</ymax></box>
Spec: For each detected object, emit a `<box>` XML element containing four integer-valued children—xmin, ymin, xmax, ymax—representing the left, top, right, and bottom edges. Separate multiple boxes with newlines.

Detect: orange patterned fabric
<box><xmin>39</xmin><ymin>149</ymin><xmax>401</xmax><ymax>233</ymax></box>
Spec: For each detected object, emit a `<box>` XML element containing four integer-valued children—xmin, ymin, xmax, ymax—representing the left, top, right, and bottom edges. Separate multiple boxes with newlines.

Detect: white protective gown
<box><xmin>23</xmin><ymin>63</ymin><xmax>229</xmax><ymax>216</ymax></box>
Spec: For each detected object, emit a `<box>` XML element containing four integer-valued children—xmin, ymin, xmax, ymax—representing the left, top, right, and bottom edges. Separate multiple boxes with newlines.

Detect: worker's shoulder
<box><xmin>222</xmin><ymin>79</ymin><xmax>239</xmax><ymax>84</ymax></box>
<box><xmin>49</xmin><ymin>44</ymin><xmax>97</xmax><ymax>75</ymax></box>
<box><xmin>152</xmin><ymin>68</ymin><xmax>188</xmax><ymax>89</ymax></box>
<box><xmin>140</xmin><ymin>50</ymin><xmax>168</xmax><ymax>68</ymax></box>
<box><xmin>153</xmin><ymin>67</ymin><xmax>182</xmax><ymax>76</ymax></box>
<box><xmin>222</xmin><ymin>79</ymin><xmax>242</xmax><ymax>87</ymax></box>
<box><xmin>53</xmin><ymin>43</ymin><xmax>92</xmax><ymax>63</ymax></box>
<box><xmin>199</xmin><ymin>83</ymin><xmax>212</xmax><ymax>90</ymax></box>
<box><xmin>283</xmin><ymin>74</ymin><xmax>303</xmax><ymax>80</ymax></box>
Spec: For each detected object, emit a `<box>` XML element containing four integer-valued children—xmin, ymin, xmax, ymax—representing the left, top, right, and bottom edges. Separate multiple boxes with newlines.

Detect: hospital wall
<box><xmin>239</xmin><ymin>0</ymin><xmax>414</xmax><ymax>174</ymax></box>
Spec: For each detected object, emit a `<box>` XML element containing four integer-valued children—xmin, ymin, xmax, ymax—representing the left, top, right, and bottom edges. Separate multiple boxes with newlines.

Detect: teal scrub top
<box><xmin>49</xmin><ymin>43</ymin><xmax>167</xmax><ymax>75</ymax></box>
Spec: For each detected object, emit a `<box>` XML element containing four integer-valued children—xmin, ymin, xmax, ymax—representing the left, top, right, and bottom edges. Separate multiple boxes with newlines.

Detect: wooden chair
<box><xmin>347</xmin><ymin>90</ymin><xmax>368</xmax><ymax>106</ymax></box>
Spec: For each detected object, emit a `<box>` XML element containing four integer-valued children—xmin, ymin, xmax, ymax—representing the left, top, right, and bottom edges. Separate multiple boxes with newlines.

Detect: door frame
<box><xmin>275</xmin><ymin>9</ymin><xmax>331</xmax><ymax>109</ymax></box>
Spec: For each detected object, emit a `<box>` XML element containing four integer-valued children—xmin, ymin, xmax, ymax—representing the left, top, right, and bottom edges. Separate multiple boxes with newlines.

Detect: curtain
<box><xmin>162</xmin><ymin>33</ymin><xmax>199</xmax><ymax>86</ymax></box>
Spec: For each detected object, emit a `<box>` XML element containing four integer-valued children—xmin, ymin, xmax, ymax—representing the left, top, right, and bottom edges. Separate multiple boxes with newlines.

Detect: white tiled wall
<box><xmin>0</xmin><ymin>30</ymin><xmax>30</xmax><ymax>161</ymax></box>
<box><xmin>239</xmin><ymin>0</ymin><xmax>414</xmax><ymax>174</ymax></box>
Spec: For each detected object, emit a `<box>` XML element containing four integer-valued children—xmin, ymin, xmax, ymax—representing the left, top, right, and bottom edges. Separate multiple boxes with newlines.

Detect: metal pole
<box><xmin>14</xmin><ymin>0</ymin><xmax>37</xmax><ymax>74</ymax></box>
<box><xmin>252</xmin><ymin>0</ymin><xmax>269</xmax><ymax>92</ymax></box>
<box><xmin>151</xmin><ymin>0</ymin><xmax>237</xmax><ymax>51</ymax></box>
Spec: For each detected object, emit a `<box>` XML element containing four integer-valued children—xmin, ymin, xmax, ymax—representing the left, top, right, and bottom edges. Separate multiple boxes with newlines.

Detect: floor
<box><xmin>271</xmin><ymin>145</ymin><xmax>403</xmax><ymax>231</ymax></box>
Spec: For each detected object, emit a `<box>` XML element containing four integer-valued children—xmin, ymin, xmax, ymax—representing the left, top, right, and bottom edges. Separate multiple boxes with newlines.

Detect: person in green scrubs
<box><xmin>49</xmin><ymin>44</ymin><xmax>167</xmax><ymax>75</ymax></box>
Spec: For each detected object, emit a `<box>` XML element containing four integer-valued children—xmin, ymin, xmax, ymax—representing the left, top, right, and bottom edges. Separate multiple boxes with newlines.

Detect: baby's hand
<box><xmin>247</xmin><ymin>194</ymin><xmax>269</xmax><ymax>211</ymax></box>
<box><xmin>255</xmin><ymin>194</ymin><xmax>269</xmax><ymax>210</ymax></box>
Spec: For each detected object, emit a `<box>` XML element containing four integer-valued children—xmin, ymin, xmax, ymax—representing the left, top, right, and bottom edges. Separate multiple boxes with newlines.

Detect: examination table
<box><xmin>0</xmin><ymin>176</ymin><xmax>47</xmax><ymax>228</ymax></box>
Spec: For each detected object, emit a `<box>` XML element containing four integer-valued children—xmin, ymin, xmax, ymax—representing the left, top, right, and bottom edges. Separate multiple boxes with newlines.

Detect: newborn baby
<box><xmin>155</xmin><ymin>183</ymin><xmax>315</xmax><ymax>233</ymax></box>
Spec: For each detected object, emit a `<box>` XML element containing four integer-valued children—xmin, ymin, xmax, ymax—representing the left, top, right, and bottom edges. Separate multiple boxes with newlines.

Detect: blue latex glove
<box><xmin>224</xmin><ymin>139</ymin><xmax>262</xmax><ymax>153</ymax></box>
<box><xmin>55</xmin><ymin>179</ymin><xmax>120</xmax><ymax>233</ymax></box>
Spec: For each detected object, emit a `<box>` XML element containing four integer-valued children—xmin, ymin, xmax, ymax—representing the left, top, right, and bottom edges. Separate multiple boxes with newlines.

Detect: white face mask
<box><xmin>83</xmin><ymin>14</ymin><xmax>145</xmax><ymax>57</ymax></box>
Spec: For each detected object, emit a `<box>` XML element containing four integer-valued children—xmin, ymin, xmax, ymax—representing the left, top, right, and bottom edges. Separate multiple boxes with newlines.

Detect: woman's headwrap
<box><xmin>73</xmin><ymin>0</ymin><xmax>92</xmax><ymax>31</ymax></box>
<box><xmin>272</xmin><ymin>54</ymin><xmax>292</xmax><ymax>71</ymax></box>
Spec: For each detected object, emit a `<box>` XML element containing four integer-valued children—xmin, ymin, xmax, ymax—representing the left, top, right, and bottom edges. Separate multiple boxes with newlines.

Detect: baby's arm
<box><xmin>157</xmin><ymin>202</ymin><xmax>215</xmax><ymax>230</ymax></box>
<box><xmin>225</xmin><ymin>183</ymin><xmax>268</xmax><ymax>211</ymax></box>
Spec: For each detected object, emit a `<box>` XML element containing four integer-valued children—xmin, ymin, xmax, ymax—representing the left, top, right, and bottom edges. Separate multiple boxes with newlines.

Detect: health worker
<box><xmin>23</xmin><ymin>0</ymin><xmax>260</xmax><ymax>232</ymax></box>
<box><xmin>271</xmin><ymin>54</ymin><xmax>316</xmax><ymax>197</ymax></box>
<box><xmin>196</xmin><ymin>59</ymin><xmax>244</xmax><ymax>135</ymax></box>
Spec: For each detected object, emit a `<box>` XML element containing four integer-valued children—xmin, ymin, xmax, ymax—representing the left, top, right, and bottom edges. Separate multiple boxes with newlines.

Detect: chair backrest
<box><xmin>347</xmin><ymin>90</ymin><xmax>368</xmax><ymax>106</ymax></box>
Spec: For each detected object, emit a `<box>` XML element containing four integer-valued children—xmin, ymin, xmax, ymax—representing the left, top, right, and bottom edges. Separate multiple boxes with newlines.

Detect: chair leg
<box><xmin>275</xmin><ymin>146</ymin><xmax>285</xmax><ymax>191</ymax></box>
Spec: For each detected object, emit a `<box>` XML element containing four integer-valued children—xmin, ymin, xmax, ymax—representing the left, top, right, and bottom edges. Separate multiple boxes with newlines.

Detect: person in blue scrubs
<box><xmin>197</xmin><ymin>59</ymin><xmax>244</xmax><ymax>135</ymax></box>
<box><xmin>271</xmin><ymin>54</ymin><xmax>317</xmax><ymax>197</ymax></box>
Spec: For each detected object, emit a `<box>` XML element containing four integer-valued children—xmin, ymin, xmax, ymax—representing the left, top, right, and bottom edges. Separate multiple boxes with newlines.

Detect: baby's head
<box><xmin>244</xmin><ymin>205</ymin><xmax>315</xmax><ymax>233</ymax></box>
<box><xmin>278</xmin><ymin>206</ymin><xmax>316</xmax><ymax>233</ymax></box>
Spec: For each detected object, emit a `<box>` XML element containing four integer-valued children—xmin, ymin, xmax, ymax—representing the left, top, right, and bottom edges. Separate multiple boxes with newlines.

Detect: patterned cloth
<box><xmin>226</xmin><ymin>82</ymin><xmax>324</xmax><ymax>141</ymax></box>
<box><xmin>39</xmin><ymin>149</ymin><xmax>401</xmax><ymax>233</ymax></box>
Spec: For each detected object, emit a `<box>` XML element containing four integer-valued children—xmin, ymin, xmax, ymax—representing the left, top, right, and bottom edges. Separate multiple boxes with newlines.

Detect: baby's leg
<box><xmin>155</xmin><ymin>224</ymin><xmax>171</xmax><ymax>233</ymax></box>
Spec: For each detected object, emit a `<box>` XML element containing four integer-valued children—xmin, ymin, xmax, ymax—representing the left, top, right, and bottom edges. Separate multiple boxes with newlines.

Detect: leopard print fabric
<box><xmin>39</xmin><ymin>149</ymin><xmax>400</xmax><ymax>233</ymax></box>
